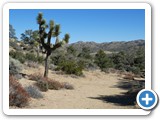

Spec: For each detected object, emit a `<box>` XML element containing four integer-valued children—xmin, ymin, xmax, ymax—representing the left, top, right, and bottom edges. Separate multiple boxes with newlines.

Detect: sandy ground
<box><xmin>17</xmin><ymin>66</ymin><xmax>141</xmax><ymax>109</ymax></box>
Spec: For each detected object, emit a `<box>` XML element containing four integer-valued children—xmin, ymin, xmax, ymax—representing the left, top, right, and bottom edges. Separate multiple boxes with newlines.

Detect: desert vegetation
<box><xmin>9</xmin><ymin>12</ymin><xmax>145</xmax><ymax>109</ymax></box>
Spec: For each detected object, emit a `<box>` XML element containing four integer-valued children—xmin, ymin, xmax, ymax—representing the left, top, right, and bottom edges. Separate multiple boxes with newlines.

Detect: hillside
<box><xmin>10</xmin><ymin>39</ymin><xmax>145</xmax><ymax>54</ymax></box>
<box><xmin>69</xmin><ymin>39</ymin><xmax>145</xmax><ymax>53</ymax></box>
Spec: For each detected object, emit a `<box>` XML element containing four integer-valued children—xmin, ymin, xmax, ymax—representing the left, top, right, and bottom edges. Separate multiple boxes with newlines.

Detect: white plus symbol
<box><xmin>142</xmin><ymin>93</ymin><xmax>153</xmax><ymax>105</ymax></box>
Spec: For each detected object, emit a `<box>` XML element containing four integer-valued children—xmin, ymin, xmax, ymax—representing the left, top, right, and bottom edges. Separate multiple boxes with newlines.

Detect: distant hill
<box><xmin>69</xmin><ymin>39</ymin><xmax>145</xmax><ymax>53</ymax></box>
<box><xmin>10</xmin><ymin>38</ymin><xmax>145</xmax><ymax>54</ymax></box>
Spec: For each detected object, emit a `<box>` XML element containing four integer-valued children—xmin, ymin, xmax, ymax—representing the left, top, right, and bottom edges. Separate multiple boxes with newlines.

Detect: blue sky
<box><xmin>9</xmin><ymin>9</ymin><xmax>145</xmax><ymax>43</ymax></box>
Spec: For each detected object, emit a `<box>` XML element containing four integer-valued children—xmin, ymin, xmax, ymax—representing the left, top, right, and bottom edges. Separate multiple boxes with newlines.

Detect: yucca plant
<box><xmin>37</xmin><ymin>13</ymin><xmax>70</xmax><ymax>77</ymax></box>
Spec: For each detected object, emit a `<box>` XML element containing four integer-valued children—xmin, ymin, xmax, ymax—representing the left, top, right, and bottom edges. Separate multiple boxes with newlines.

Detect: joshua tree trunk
<box><xmin>44</xmin><ymin>55</ymin><xmax>49</xmax><ymax>77</ymax></box>
<box><xmin>36</xmin><ymin>46</ymin><xmax>39</xmax><ymax>58</ymax></box>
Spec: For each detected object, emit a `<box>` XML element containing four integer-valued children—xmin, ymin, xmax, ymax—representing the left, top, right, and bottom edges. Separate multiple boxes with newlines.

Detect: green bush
<box><xmin>37</xmin><ymin>56</ymin><xmax>44</xmax><ymax>64</ymax></box>
<box><xmin>10</xmin><ymin>51</ymin><xmax>44</xmax><ymax>64</ymax></box>
<box><xmin>78</xmin><ymin>47</ymin><xmax>92</xmax><ymax>59</ymax></box>
<box><xmin>37</xmin><ymin>80</ymin><xmax>49</xmax><ymax>92</ymax></box>
<box><xmin>67</xmin><ymin>46</ymin><xmax>77</xmax><ymax>56</ymax></box>
<box><xmin>78</xmin><ymin>59</ymin><xmax>96</xmax><ymax>70</ymax></box>
<box><xmin>9</xmin><ymin>57</ymin><xmax>22</xmax><ymax>75</ymax></box>
<box><xmin>25</xmin><ymin>53</ymin><xmax>44</xmax><ymax>64</ymax></box>
<box><xmin>130</xmin><ymin>66</ymin><xmax>141</xmax><ymax>75</ymax></box>
<box><xmin>50</xmin><ymin>54</ymin><xmax>65</xmax><ymax>65</ymax></box>
<box><xmin>57</xmin><ymin>60</ymin><xmax>83</xmax><ymax>76</ymax></box>
<box><xmin>9</xmin><ymin>50</ymin><xmax>25</xmax><ymax>63</ymax></box>
<box><xmin>112</xmin><ymin>48</ymin><xmax>144</xmax><ymax>75</ymax></box>
<box><xmin>94</xmin><ymin>50</ymin><xmax>113</xmax><ymax>71</ymax></box>
<box><xmin>25</xmin><ymin>53</ymin><xmax>37</xmax><ymax>62</ymax></box>
<box><xmin>111</xmin><ymin>51</ymin><xmax>126</xmax><ymax>70</ymax></box>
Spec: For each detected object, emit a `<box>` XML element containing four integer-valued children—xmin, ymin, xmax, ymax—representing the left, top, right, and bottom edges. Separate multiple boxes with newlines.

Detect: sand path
<box><xmin>19</xmin><ymin>66</ymin><xmax>137</xmax><ymax>109</ymax></box>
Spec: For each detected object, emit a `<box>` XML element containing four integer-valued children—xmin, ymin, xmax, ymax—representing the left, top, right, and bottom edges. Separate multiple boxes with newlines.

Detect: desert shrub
<box><xmin>57</xmin><ymin>60</ymin><xmax>83</xmax><ymax>76</ymax></box>
<box><xmin>9</xmin><ymin>50</ymin><xmax>25</xmax><ymax>63</ymax></box>
<box><xmin>26</xmin><ymin>61</ymin><xmax>39</xmax><ymax>68</ymax></box>
<box><xmin>50</xmin><ymin>51</ymin><xmax>66</xmax><ymax>65</ymax></box>
<box><xmin>128</xmin><ymin>81</ymin><xmax>145</xmax><ymax>93</ymax></box>
<box><xmin>87</xmin><ymin>62</ymin><xmax>98</xmax><ymax>70</ymax></box>
<box><xmin>78</xmin><ymin>58</ymin><xmax>96</xmax><ymax>70</ymax></box>
<box><xmin>25</xmin><ymin>53</ymin><xmax>37</xmax><ymax>62</ymax></box>
<box><xmin>37</xmin><ymin>80</ymin><xmax>49</xmax><ymax>92</ymax></box>
<box><xmin>28</xmin><ymin>73</ymin><xmax>43</xmax><ymax>81</ymax></box>
<box><xmin>37</xmin><ymin>56</ymin><xmax>44</xmax><ymax>64</ymax></box>
<box><xmin>77</xmin><ymin>47</ymin><xmax>96</xmax><ymax>70</ymax></box>
<box><xmin>25</xmin><ymin>53</ymin><xmax>44</xmax><ymax>64</ymax></box>
<box><xmin>76</xmin><ymin>59</ymin><xmax>85</xmax><ymax>69</ymax></box>
<box><xmin>95</xmin><ymin>50</ymin><xmax>114</xmax><ymax>71</ymax></box>
<box><xmin>134</xmin><ymin>47</ymin><xmax>145</xmax><ymax>70</ymax></box>
<box><xmin>105</xmin><ymin>68</ymin><xmax>118</xmax><ymax>73</ymax></box>
<box><xmin>67</xmin><ymin>46</ymin><xmax>77</xmax><ymax>56</ymax></box>
<box><xmin>47</xmin><ymin>78</ymin><xmax>63</xmax><ymax>90</ymax></box>
<box><xmin>128</xmin><ymin>66</ymin><xmax>141</xmax><ymax>75</ymax></box>
<box><xmin>123</xmin><ymin>73</ymin><xmax>134</xmax><ymax>80</ymax></box>
<box><xmin>78</xmin><ymin>47</ymin><xmax>92</xmax><ymax>59</ymax></box>
<box><xmin>25</xmin><ymin>85</ymin><xmax>43</xmax><ymax>99</ymax></box>
<box><xmin>50</xmin><ymin>54</ymin><xmax>65</xmax><ymax>65</ymax></box>
<box><xmin>49</xmin><ymin>64</ymin><xmax>56</xmax><ymax>71</ymax></box>
<box><xmin>51</xmin><ymin>46</ymin><xmax>95</xmax><ymax>73</ymax></box>
<box><xmin>46</xmin><ymin>78</ymin><xmax>74</xmax><ymax>90</ymax></box>
<box><xmin>62</xmin><ymin>82</ymin><xmax>74</xmax><ymax>90</ymax></box>
<box><xmin>35</xmin><ymin>76</ymin><xmax>73</xmax><ymax>91</ymax></box>
<box><xmin>9</xmin><ymin>75</ymin><xmax>30</xmax><ymax>107</ymax></box>
<box><xmin>111</xmin><ymin>51</ymin><xmax>126</xmax><ymax>70</ymax></box>
<box><xmin>109</xmin><ymin>47</ymin><xmax>145</xmax><ymax>76</ymax></box>
<box><xmin>9</xmin><ymin>57</ymin><xmax>22</xmax><ymax>76</ymax></box>
<box><xmin>9</xmin><ymin>41</ymin><xmax>22</xmax><ymax>50</ymax></box>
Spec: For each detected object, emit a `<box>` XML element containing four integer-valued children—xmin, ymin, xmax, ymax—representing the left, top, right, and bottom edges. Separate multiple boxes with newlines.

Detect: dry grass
<box><xmin>123</xmin><ymin>73</ymin><xmax>134</xmax><ymax>80</ymax></box>
<box><xmin>28</xmin><ymin>73</ymin><xmax>43</xmax><ymax>81</ymax></box>
<box><xmin>9</xmin><ymin>75</ymin><xmax>30</xmax><ymax>107</ymax></box>
<box><xmin>29</xmin><ymin>73</ymin><xmax>74</xmax><ymax>91</ymax></box>
<box><xmin>46</xmin><ymin>78</ymin><xmax>63</xmax><ymax>90</ymax></box>
<box><xmin>40</xmin><ymin>77</ymin><xmax>74</xmax><ymax>90</ymax></box>
<box><xmin>26</xmin><ymin>61</ymin><xmax>39</xmax><ymax>68</ymax></box>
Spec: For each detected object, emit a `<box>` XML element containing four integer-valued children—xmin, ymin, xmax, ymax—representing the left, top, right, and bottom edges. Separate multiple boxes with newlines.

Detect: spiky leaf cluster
<box><xmin>37</xmin><ymin>13</ymin><xmax>70</xmax><ymax>56</ymax></box>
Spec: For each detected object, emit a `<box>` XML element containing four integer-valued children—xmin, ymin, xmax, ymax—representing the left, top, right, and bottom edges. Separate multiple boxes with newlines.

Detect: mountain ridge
<box><xmin>69</xmin><ymin>39</ymin><xmax>145</xmax><ymax>53</ymax></box>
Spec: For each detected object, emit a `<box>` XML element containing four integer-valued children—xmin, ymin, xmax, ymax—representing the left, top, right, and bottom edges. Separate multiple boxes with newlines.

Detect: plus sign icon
<box><xmin>137</xmin><ymin>89</ymin><xmax>158</xmax><ymax>110</ymax></box>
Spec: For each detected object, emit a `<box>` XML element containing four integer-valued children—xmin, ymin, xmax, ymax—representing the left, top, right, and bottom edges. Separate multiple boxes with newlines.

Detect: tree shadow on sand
<box><xmin>89</xmin><ymin>79</ymin><xmax>145</xmax><ymax>106</ymax></box>
<box><xmin>89</xmin><ymin>91</ymin><xmax>137</xmax><ymax>106</ymax></box>
<box><xmin>114</xmin><ymin>79</ymin><xmax>145</xmax><ymax>91</ymax></box>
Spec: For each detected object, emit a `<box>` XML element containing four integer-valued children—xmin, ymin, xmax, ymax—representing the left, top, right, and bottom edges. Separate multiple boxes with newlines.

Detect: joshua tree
<box><xmin>37</xmin><ymin>13</ymin><xmax>70</xmax><ymax>77</ymax></box>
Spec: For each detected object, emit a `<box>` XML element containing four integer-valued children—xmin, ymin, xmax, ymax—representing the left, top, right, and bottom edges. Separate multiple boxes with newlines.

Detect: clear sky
<box><xmin>9</xmin><ymin>9</ymin><xmax>145</xmax><ymax>43</ymax></box>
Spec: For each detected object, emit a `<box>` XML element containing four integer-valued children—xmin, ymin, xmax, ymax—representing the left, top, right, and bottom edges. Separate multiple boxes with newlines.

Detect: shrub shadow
<box><xmin>89</xmin><ymin>92</ymin><xmax>136</xmax><ymax>106</ymax></box>
<box><xmin>114</xmin><ymin>79</ymin><xmax>145</xmax><ymax>90</ymax></box>
<box><xmin>89</xmin><ymin>79</ymin><xmax>145</xmax><ymax>106</ymax></box>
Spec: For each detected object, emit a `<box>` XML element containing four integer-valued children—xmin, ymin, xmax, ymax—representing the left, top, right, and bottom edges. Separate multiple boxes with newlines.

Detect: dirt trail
<box><xmin>19</xmin><ymin>66</ymin><xmax>137</xmax><ymax>109</ymax></box>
